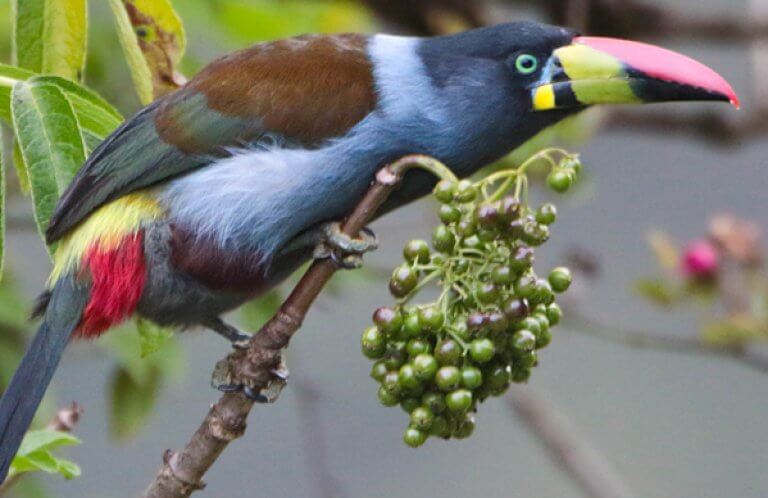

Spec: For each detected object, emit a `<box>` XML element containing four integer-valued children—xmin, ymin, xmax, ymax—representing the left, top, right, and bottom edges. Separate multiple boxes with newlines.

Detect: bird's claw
<box><xmin>313</xmin><ymin>222</ymin><xmax>378</xmax><ymax>269</ymax></box>
<box><xmin>210</xmin><ymin>356</ymin><xmax>289</xmax><ymax>404</ymax></box>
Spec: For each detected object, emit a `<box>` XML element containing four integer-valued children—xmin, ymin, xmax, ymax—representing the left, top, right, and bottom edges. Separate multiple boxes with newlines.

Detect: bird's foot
<box><xmin>312</xmin><ymin>222</ymin><xmax>378</xmax><ymax>269</ymax></box>
<box><xmin>205</xmin><ymin>317</ymin><xmax>253</xmax><ymax>349</ymax></box>
<box><xmin>211</xmin><ymin>354</ymin><xmax>289</xmax><ymax>403</ymax></box>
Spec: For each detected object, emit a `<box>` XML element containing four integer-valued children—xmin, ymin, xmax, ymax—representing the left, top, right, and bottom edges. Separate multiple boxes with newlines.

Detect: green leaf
<box><xmin>702</xmin><ymin>315</ymin><xmax>767</xmax><ymax>346</ymax></box>
<box><xmin>11</xmin><ymin>79</ymin><xmax>87</xmax><ymax>245</ymax></box>
<box><xmin>13</xmin><ymin>0</ymin><xmax>88</xmax><ymax>81</ymax></box>
<box><xmin>13</xmin><ymin>137</ymin><xmax>30</xmax><ymax>194</ymax></box>
<box><xmin>108</xmin><ymin>0</ymin><xmax>186</xmax><ymax>104</ymax></box>
<box><xmin>0</xmin><ymin>127</ymin><xmax>5</xmax><ymax>278</ymax></box>
<box><xmin>136</xmin><ymin>318</ymin><xmax>174</xmax><ymax>358</ymax></box>
<box><xmin>633</xmin><ymin>278</ymin><xmax>679</xmax><ymax>307</ymax></box>
<box><xmin>108</xmin><ymin>365</ymin><xmax>161</xmax><ymax>441</ymax></box>
<box><xmin>9</xmin><ymin>429</ymin><xmax>81</xmax><ymax>480</ymax></box>
<box><xmin>0</xmin><ymin>64</ymin><xmax>37</xmax><ymax>123</ymax></box>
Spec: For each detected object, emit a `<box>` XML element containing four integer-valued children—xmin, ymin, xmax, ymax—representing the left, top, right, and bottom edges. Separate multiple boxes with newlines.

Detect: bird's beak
<box><xmin>532</xmin><ymin>36</ymin><xmax>740</xmax><ymax>111</ymax></box>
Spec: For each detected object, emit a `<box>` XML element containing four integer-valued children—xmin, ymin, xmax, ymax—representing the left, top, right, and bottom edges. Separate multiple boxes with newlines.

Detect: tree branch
<box><xmin>508</xmin><ymin>388</ymin><xmax>635</xmax><ymax>498</ymax></box>
<box><xmin>565</xmin><ymin>312</ymin><xmax>768</xmax><ymax>375</ymax></box>
<box><xmin>141</xmin><ymin>155</ymin><xmax>443</xmax><ymax>498</ymax></box>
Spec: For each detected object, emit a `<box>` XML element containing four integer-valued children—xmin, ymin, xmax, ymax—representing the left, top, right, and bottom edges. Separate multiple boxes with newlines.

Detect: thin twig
<box><xmin>508</xmin><ymin>387</ymin><xmax>635</xmax><ymax>498</ymax></box>
<box><xmin>565</xmin><ymin>312</ymin><xmax>768</xmax><ymax>374</ymax></box>
<box><xmin>141</xmin><ymin>155</ymin><xmax>442</xmax><ymax>498</ymax></box>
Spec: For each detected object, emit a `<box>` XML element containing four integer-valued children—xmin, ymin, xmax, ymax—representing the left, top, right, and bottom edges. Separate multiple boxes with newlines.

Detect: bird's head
<box><xmin>410</xmin><ymin>22</ymin><xmax>738</xmax><ymax>168</ymax></box>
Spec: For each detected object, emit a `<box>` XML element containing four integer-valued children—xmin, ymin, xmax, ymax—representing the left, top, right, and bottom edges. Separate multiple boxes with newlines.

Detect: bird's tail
<box><xmin>0</xmin><ymin>275</ymin><xmax>89</xmax><ymax>484</ymax></box>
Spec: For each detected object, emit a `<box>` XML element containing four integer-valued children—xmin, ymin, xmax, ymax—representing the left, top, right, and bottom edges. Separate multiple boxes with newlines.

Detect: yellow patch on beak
<box><xmin>533</xmin><ymin>84</ymin><xmax>556</xmax><ymax>111</ymax></box>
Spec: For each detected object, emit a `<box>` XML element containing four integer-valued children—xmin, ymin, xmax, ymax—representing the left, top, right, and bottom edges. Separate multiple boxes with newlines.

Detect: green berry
<box><xmin>548</xmin><ymin>169</ymin><xmax>573</xmax><ymax>193</ymax></box>
<box><xmin>529</xmin><ymin>279</ymin><xmax>554</xmax><ymax>306</ymax></box>
<box><xmin>398</xmin><ymin>364</ymin><xmax>421</xmax><ymax>390</ymax></box>
<box><xmin>517</xmin><ymin>351</ymin><xmax>538</xmax><ymax>369</ymax></box>
<box><xmin>370</xmin><ymin>361</ymin><xmax>389</xmax><ymax>382</ymax></box>
<box><xmin>418</xmin><ymin>306</ymin><xmax>444</xmax><ymax>331</ymax></box>
<box><xmin>382</xmin><ymin>371</ymin><xmax>402</xmax><ymax>396</ymax></box>
<box><xmin>435</xmin><ymin>339</ymin><xmax>462</xmax><ymax>366</ymax></box>
<box><xmin>453</xmin><ymin>258</ymin><xmax>471</xmax><ymax>274</ymax></box>
<box><xmin>511</xmin><ymin>367</ymin><xmax>531</xmax><ymax>384</ymax></box>
<box><xmin>515</xmin><ymin>274</ymin><xmax>538</xmax><ymax>299</ymax></box>
<box><xmin>439</xmin><ymin>204</ymin><xmax>462</xmax><ymax>224</ymax></box>
<box><xmin>454</xmin><ymin>321</ymin><xmax>472</xmax><ymax>341</ymax></box>
<box><xmin>404</xmin><ymin>427</ymin><xmax>428</xmax><ymax>448</ymax></box>
<box><xmin>373</xmin><ymin>307</ymin><xmax>403</xmax><ymax>336</ymax></box>
<box><xmin>454</xmin><ymin>180</ymin><xmax>477</xmax><ymax>203</ymax></box>
<box><xmin>433</xmin><ymin>180</ymin><xmax>456</xmax><ymax>203</ymax></box>
<box><xmin>511</xmin><ymin>330</ymin><xmax>537</xmax><ymax>353</ymax></box>
<box><xmin>389</xmin><ymin>265</ymin><xmax>419</xmax><ymax>298</ymax></box>
<box><xmin>453</xmin><ymin>415</ymin><xmax>476</xmax><ymax>439</ymax></box>
<box><xmin>407</xmin><ymin>339</ymin><xmax>431</xmax><ymax>357</ymax></box>
<box><xmin>456</xmin><ymin>219</ymin><xmax>477</xmax><ymax>238</ymax></box>
<box><xmin>462</xmin><ymin>235</ymin><xmax>485</xmax><ymax>251</ymax></box>
<box><xmin>401</xmin><ymin>398</ymin><xmax>421</xmax><ymax>414</ymax></box>
<box><xmin>546</xmin><ymin>303</ymin><xmax>563</xmax><ymax>326</ymax></box>
<box><xmin>378</xmin><ymin>386</ymin><xmax>400</xmax><ymax>407</ymax></box>
<box><xmin>484</xmin><ymin>364</ymin><xmax>511</xmax><ymax>391</ymax></box>
<box><xmin>403</xmin><ymin>312</ymin><xmax>422</xmax><ymax>338</ymax></box>
<box><xmin>510</xmin><ymin>246</ymin><xmax>535</xmax><ymax>272</ymax></box>
<box><xmin>536</xmin><ymin>203</ymin><xmax>558</xmax><ymax>225</ymax></box>
<box><xmin>461</xmin><ymin>367</ymin><xmax>483</xmax><ymax>390</ymax></box>
<box><xmin>403</xmin><ymin>240</ymin><xmax>431</xmax><ymax>264</ymax></box>
<box><xmin>412</xmin><ymin>354</ymin><xmax>438</xmax><ymax>381</ymax></box>
<box><xmin>422</xmin><ymin>391</ymin><xmax>447</xmax><ymax>414</ymax></box>
<box><xmin>435</xmin><ymin>366</ymin><xmax>461</xmax><ymax>391</ymax></box>
<box><xmin>476</xmin><ymin>282</ymin><xmax>500</xmax><ymax>305</ymax></box>
<box><xmin>549</xmin><ymin>267</ymin><xmax>573</xmax><ymax>293</ymax></box>
<box><xmin>491</xmin><ymin>265</ymin><xmax>516</xmax><ymax>286</ymax></box>
<box><xmin>410</xmin><ymin>406</ymin><xmax>435</xmax><ymax>431</ymax></box>
<box><xmin>361</xmin><ymin>327</ymin><xmax>386</xmax><ymax>359</ymax></box>
<box><xmin>487</xmin><ymin>312</ymin><xmax>509</xmax><ymax>335</ymax></box>
<box><xmin>522</xmin><ymin>222</ymin><xmax>550</xmax><ymax>247</ymax></box>
<box><xmin>446</xmin><ymin>389</ymin><xmax>473</xmax><ymax>413</ymax></box>
<box><xmin>533</xmin><ymin>313</ymin><xmax>550</xmax><ymax>333</ymax></box>
<box><xmin>429</xmin><ymin>416</ymin><xmax>451</xmax><ymax>438</ymax></box>
<box><xmin>470</xmin><ymin>338</ymin><xmax>496</xmax><ymax>363</ymax></box>
<box><xmin>537</xmin><ymin>328</ymin><xmax>553</xmax><ymax>349</ymax></box>
<box><xmin>432</xmin><ymin>226</ymin><xmax>456</xmax><ymax>253</ymax></box>
<box><xmin>518</xmin><ymin>317</ymin><xmax>542</xmax><ymax>335</ymax></box>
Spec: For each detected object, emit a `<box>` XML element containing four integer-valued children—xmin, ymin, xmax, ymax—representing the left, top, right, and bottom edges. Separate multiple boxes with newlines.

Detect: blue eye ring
<box><xmin>515</xmin><ymin>54</ymin><xmax>539</xmax><ymax>75</ymax></box>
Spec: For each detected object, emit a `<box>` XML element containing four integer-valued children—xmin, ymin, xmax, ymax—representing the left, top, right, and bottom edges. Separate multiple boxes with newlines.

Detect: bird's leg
<box><xmin>312</xmin><ymin>221</ymin><xmax>378</xmax><ymax>269</ymax></box>
<box><xmin>204</xmin><ymin>317</ymin><xmax>252</xmax><ymax>350</ymax></box>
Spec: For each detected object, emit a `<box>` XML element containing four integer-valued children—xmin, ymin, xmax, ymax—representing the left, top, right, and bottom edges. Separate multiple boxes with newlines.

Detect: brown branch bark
<box><xmin>508</xmin><ymin>388</ymin><xmax>635</xmax><ymax>498</ymax></box>
<box><xmin>141</xmin><ymin>155</ymin><xmax>441</xmax><ymax>498</ymax></box>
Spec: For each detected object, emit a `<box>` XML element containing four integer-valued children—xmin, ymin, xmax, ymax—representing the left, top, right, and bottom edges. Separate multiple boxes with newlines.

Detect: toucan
<box><xmin>0</xmin><ymin>22</ymin><xmax>738</xmax><ymax>482</ymax></box>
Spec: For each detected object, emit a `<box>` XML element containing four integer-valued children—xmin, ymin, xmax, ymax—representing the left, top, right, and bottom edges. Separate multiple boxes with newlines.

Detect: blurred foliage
<box><xmin>9</xmin><ymin>429</ymin><xmax>81</xmax><ymax>481</ymax></box>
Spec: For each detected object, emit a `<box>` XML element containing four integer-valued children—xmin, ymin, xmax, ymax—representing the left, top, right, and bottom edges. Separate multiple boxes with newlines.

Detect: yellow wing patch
<box><xmin>50</xmin><ymin>191</ymin><xmax>164</xmax><ymax>284</ymax></box>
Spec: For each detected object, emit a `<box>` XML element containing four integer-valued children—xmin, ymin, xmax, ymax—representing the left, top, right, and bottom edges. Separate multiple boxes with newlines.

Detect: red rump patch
<box><xmin>76</xmin><ymin>232</ymin><xmax>146</xmax><ymax>338</ymax></box>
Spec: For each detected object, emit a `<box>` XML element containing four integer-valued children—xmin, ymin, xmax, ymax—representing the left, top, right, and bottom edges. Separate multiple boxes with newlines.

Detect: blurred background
<box><xmin>0</xmin><ymin>0</ymin><xmax>767</xmax><ymax>497</ymax></box>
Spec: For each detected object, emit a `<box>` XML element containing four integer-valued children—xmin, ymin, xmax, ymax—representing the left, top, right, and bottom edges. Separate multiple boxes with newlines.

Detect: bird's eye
<box><xmin>515</xmin><ymin>54</ymin><xmax>539</xmax><ymax>75</ymax></box>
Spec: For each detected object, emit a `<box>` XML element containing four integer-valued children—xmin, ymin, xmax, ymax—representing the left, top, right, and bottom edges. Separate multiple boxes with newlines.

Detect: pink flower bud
<box><xmin>682</xmin><ymin>240</ymin><xmax>719</xmax><ymax>279</ymax></box>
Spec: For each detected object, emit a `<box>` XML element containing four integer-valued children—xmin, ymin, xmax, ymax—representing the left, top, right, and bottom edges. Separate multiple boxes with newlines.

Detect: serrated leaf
<box><xmin>9</xmin><ymin>429</ymin><xmax>81</xmax><ymax>480</ymax></box>
<box><xmin>136</xmin><ymin>318</ymin><xmax>174</xmax><ymax>358</ymax></box>
<box><xmin>108</xmin><ymin>365</ymin><xmax>160</xmax><ymax>441</ymax></box>
<box><xmin>108</xmin><ymin>0</ymin><xmax>186</xmax><ymax>104</ymax></box>
<box><xmin>13</xmin><ymin>0</ymin><xmax>87</xmax><ymax>81</ymax></box>
<box><xmin>11</xmin><ymin>79</ymin><xmax>87</xmax><ymax>247</ymax></box>
<box><xmin>634</xmin><ymin>278</ymin><xmax>679</xmax><ymax>307</ymax></box>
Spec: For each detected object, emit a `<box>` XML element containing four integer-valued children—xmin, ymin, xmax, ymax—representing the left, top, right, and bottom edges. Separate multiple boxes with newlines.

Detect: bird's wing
<box><xmin>46</xmin><ymin>33</ymin><xmax>377</xmax><ymax>243</ymax></box>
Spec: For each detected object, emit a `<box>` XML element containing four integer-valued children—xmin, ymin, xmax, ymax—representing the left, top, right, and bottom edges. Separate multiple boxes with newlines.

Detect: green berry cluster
<box><xmin>361</xmin><ymin>150</ymin><xmax>580</xmax><ymax>448</ymax></box>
